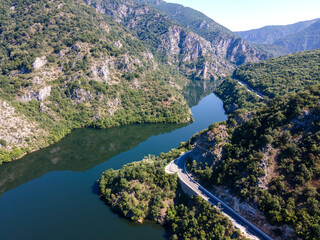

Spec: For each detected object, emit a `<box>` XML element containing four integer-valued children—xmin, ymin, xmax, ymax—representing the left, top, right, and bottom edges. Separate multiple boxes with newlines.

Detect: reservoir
<box><xmin>0</xmin><ymin>91</ymin><xmax>227</xmax><ymax>240</ymax></box>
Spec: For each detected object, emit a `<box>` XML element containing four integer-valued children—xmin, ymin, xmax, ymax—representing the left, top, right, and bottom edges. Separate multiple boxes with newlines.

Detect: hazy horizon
<box><xmin>165</xmin><ymin>0</ymin><xmax>320</xmax><ymax>31</ymax></box>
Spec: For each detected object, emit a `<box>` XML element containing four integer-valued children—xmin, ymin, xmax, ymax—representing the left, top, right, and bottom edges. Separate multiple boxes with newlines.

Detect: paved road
<box><xmin>233</xmin><ymin>78</ymin><xmax>265</xmax><ymax>99</ymax></box>
<box><xmin>166</xmin><ymin>151</ymin><xmax>273</xmax><ymax>240</ymax></box>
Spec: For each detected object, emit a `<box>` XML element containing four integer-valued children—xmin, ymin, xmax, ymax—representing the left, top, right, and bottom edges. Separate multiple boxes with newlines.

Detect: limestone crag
<box><xmin>85</xmin><ymin>0</ymin><xmax>268</xmax><ymax>80</ymax></box>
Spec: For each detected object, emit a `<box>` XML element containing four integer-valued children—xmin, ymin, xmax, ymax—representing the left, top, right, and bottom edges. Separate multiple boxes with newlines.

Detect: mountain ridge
<box><xmin>274</xmin><ymin>20</ymin><xmax>320</xmax><ymax>52</ymax></box>
<box><xmin>236</xmin><ymin>18</ymin><xmax>320</xmax><ymax>54</ymax></box>
<box><xmin>236</xmin><ymin>18</ymin><xmax>320</xmax><ymax>44</ymax></box>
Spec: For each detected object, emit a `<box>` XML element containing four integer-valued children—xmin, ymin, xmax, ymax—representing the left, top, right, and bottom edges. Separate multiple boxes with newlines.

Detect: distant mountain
<box><xmin>236</xmin><ymin>18</ymin><xmax>320</xmax><ymax>44</ymax></box>
<box><xmin>236</xmin><ymin>18</ymin><xmax>320</xmax><ymax>54</ymax></box>
<box><xmin>274</xmin><ymin>20</ymin><xmax>320</xmax><ymax>53</ymax></box>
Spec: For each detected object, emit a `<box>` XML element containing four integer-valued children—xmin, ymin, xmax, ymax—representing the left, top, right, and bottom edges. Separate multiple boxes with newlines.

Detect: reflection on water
<box><xmin>0</xmin><ymin>89</ymin><xmax>227</xmax><ymax>240</ymax></box>
<box><xmin>0</xmin><ymin>124</ymin><xmax>184</xmax><ymax>196</ymax></box>
<box><xmin>183</xmin><ymin>79</ymin><xmax>219</xmax><ymax>107</ymax></box>
<box><xmin>0</xmin><ymin>79</ymin><xmax>218</xmax><ymax>196</ymax></box>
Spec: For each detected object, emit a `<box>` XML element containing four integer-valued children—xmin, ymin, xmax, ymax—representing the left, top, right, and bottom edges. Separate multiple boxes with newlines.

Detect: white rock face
<box><xmin>142</xmin><ymin>51</ymin><xmax>154</xmax><ymax>60</ymax></box>
<box><xmin>114</xmin><ymin>40</ymin><xmax>122</xmax><ymax>49</ymax></box>
<box><xmin>32</xmin><ymin>56</ymin><xmax>47</xmax><ymax>70</ymax></box>
<box><xmin>98</xmin><ymin>65</ymin><xmax>110</xmax><ymax>82</ymax></box>
<box><xmin>71</xmin><ymin>88</ymin><xmax>93</xmax><ymax>104</ymax></box>
<box><xmin>107</xmin><ymin>98</ymin><xmax>120</xmax><ymax>116</ymax></box>
<box><xmin>91</xmin><ymin>60</ymin><xmax>111</xmax><ymax>83</ymax></box>
<box><xmin>18</xmin><ymin>86</ymin><xmax>51</xmax><ymax>102</ymax></box>
<box><xmin>38</xmin><ymin>86</ymin><xmax>52</xmax><ymax>101</ymax></box>
<box><xmin>32</xmin><ymin>76</ymin><xmax>43</xmax><ymax>84</ymax></box>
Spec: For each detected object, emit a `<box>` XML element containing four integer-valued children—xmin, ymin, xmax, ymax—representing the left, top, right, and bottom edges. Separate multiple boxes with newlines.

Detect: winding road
<box><xmin>165</xmin><ymin>151</ymin><xmax>273</xmax><ymax>240</ymax></box>
<box><xmin>233</xmin><ymin>78</ymin><xmax>265</xmax><ymax>99</ymax></box>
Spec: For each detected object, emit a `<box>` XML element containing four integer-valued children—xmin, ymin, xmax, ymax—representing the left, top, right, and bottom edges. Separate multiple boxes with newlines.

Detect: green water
<box><xmin>0</xmin><ymin>92</ymin><xmax>226</xmax><ymax>240</ymax></box>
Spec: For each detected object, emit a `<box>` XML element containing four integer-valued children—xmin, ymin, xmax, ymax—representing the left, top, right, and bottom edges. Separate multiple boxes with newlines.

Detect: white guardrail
<box><xmin>182</xmin><ymin>153</ymin><xmax>273</xmax><ymax>240</ymax></box>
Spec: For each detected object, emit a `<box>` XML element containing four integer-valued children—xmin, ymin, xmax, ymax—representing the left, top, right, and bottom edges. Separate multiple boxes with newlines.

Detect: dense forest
<box><xmin>99</xmin><ymin>148</ymin><xmax>244</xmax><ymax>240</ymax></box>
<box><xmin>188</xmin><ymin>85</ymin><xmax>320</xmax><ymax>239</ymax></box>
<box><xmin>2</xmin><ymin>0</ymin><xmax>320</xmax><ymax>239</ymax></box>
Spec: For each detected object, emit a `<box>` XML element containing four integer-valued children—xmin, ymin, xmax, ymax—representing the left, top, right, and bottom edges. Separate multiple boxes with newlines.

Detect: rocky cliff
<box><xmin>85</xmin><ymin>0</ymin><xmax>269</xmax><ymax>80</ymax></box>
<box><xmin>150</xmin><ymin>0</ymin><xmax>269</xmax><ymax>64</ymax></box>
<box><xmin>0</xmin><ymin>0</ymin><xmax>270</xmax><ymax>164</ymax></box>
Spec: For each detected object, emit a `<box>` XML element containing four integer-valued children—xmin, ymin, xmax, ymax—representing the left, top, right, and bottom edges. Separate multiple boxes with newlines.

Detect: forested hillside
<box><xmin>214</xmin><ymin>77</ymin><xmax>265</xmax><ymax>113</ymax></box>
<box><xmin>233</xmin><ymin>49</ymin><xmax>320</xmax><ymax>98</ymax></box>
<box><xmin>0</xmin><ymin>0</ymin><xmax>272</xmax><ymax>164</ymax></box>
<box><xmin>0</xmin><ymin>0</ymin><xmax>192</xmax><ymax>164</ymax></box>
<box><xmin>188</xmin><ymin>85</ymin><xmax>320</xmax><ymax>239</ymax></box>
<box><xmin>100</xmin><ymin>46</ymin><xmax>320</xmax><ymax>239</ymax></box>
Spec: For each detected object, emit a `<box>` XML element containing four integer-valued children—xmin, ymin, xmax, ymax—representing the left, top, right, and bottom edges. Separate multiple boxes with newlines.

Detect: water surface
<box><xmin>0</xmin><ymin>93</ymin><xmax>227</xmax><ymax>240</ymax></box>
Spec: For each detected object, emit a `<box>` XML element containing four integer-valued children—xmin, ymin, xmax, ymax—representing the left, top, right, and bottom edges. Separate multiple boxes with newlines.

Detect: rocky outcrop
<box><xmin>158</xmin><ymin>25</ymin><xmax>234</xmax><ymax>78</ymax></box>
<box><xmin>32</xmin><ymin>56</ymin><xmax>47</xmax><ymax>70</ymax></box>
<box><xmin>0</xmin><ymin>100</ymin><xmax>48</xmax><ymax>151</ymax></box>
<box><xmin>210</xmin><ymin>185</ymin><xmax>297</xmax><ymax>240</ymax></box>
<box><xmin>18</xmin><ymin>86</ymin><xmax>52</xmax><ymax>102</ymax></box>
<box><xmin>70</xmin><ymin>88</ymin><xmax>94</xmax><ymax>104</ymax></box>
<box><xmin>91</xmin><ymin>60</ymin><xmax>111</xmax><ymax>83</ymax></box>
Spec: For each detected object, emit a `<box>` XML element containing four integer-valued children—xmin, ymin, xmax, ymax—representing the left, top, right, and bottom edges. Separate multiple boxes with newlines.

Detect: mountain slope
<box><xmin>211</xmin><ymin>48</ymin><xmax>320</xmax><ymax>116</ymax></box>
<box><xmin>0</xmin><ymin>0</ymin><xmax>192</xmax><ymax>164</ymax></box>
<box><xmin>97</xmin><ymin>47</ymin><xmax>320</xmax><ymax>238</ymax></box>
<box><xmin>98</xmin><ymin>146</ymin><xmax>244</xmax><ymax>239</ymax></box>
<box><xmin>236</xmin><ymin>18</ymin><xmax>320</xmax><ymax>44</ymax></box>
<box><xmin>187</xmin><ymin>85</ymin><xmax>320</xmax><ymax>239</ymax></box>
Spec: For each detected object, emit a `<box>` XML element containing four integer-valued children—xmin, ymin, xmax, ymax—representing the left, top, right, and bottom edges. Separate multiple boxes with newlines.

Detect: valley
<box><xmin>0</xmin><ymin>0</ymin><xmax>319</xmax><ymax>240</ymax></box>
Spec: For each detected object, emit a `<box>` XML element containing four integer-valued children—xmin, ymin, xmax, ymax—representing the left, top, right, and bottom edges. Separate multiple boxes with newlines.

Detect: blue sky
<box><xmin>165</xmin><ymin>0</ymin><xmax>320</xmax><ymax>31</ymax></box>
